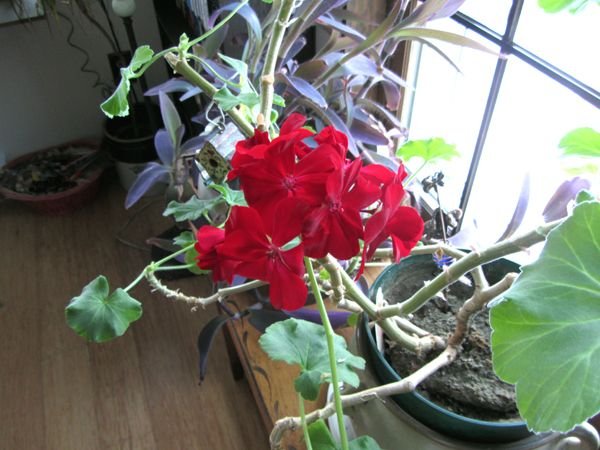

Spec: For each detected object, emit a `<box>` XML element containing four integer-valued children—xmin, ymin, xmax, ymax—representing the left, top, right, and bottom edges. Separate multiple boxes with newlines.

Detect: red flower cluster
<box><xmin>195</xmin><ymin>114</ymin><xmax>424</xmax><ymax>310</ymax></box>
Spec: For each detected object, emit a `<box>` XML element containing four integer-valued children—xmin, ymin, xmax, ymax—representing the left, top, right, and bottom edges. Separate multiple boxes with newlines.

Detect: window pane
<box><xmin>462</xmin><ymin>56</ymin><xmax>600</xmax><ymax>249</ymax></box>
<box><xmin>459</xmin><ymin>0</ymin><xmax>512</xmax><ymax>34</ymax></box>
<box><xmin>405</xmin><ymin>19</ymin><xmax>498</xmax><ymax>210</ymax></box>
<box><xmin>514</xmin><ymin>2</ymin><xmax>600</xmax><ymax>91</ymax></box>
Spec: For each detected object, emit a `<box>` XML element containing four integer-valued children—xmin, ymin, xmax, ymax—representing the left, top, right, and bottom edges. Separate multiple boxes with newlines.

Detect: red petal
<box><xmin>387</xmin><ymin>206</ymin><xmax>424</xmax><ymax>261</ymax></box>
<box><xmin>280</xmin><ymin>113</ymin><xmax>307</xmax><ymax>135</ymax></box>
<box><xmin>268</xmin><ymin>265</ymin><xmax>308</xmax><ymax>310</ymax></box>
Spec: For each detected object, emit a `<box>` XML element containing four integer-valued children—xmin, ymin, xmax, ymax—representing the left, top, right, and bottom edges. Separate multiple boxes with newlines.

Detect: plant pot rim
<box><xmin>362</xmin><ymin>253</ymin><xmax>531</xmax><ymax>443</ymax></box>
<box><xmin>0</xmin><ymin>140</ymin><xmax>104</xmax><ymax>213</ymax></box>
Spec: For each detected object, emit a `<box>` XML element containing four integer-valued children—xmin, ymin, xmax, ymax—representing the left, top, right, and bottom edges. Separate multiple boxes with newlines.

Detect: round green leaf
<box><xmin>491</xmin><ymin>201</ymin><xmax>600</xmax><ymax>432</ymax></box>
<box><xmin>66</xmin><ymin>276</ymin><xmax>142</xmax><ymax>343</ymax></box>
<box><xmin>259</xmin><ymin>318</ymin><xmax>365</xmax><ymax>401</ymax></box>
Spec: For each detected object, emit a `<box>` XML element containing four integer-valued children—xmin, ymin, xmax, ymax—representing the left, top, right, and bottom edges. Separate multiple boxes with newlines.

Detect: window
<box><xmin>403</xmin><ymin>0</ymin><xmax>600</xmax><ymax>249</ymax></box>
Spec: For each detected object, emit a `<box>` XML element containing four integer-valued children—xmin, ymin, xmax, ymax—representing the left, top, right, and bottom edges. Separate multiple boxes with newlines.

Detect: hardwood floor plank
<box><xmin>0</xmin><ymin>180</ymin><xmax>269</xmax><ymax>450</ymax></box>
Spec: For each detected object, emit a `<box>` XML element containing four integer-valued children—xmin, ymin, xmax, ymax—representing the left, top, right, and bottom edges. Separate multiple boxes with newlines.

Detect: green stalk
<box><xmin>298</xmin><ymin>392</ymin><xmax>314</xmax><ymax>450</ymax></box>
<box><xmin>165</xmin><ymin>54</ymin><xmax>255</xmax><ymax>137</ymax></box>
<box><xmin>304</xmin><ymin>257</ymin><xmax>349</xmax><ymax>450</ymax></box>
<box><xmin>186</xmin><ymin>0</ymin><xmax>249</xmax><ymax>49</ymax></box>
<box><xmin>123</xmin><ymin>243</ymin><xmax>195</xmax><ymax>293</ymax></box>
<box><xmin>259</xmin><ymin>0</ymin><xmax>296</xmax><ymax>130</ymax></box>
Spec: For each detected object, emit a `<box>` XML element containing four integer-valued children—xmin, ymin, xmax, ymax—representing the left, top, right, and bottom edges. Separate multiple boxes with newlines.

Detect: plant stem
<box><xmin>154</xmin><ymin>263</ymin><xmax>197</xmax><ymax>271</ymax></box>
<box><xmin>165</xmin><ymin>54</ymin><xmax>255</xmax><ymax>137</ymax></box>
<box><xmin>153</xmin><ymin>243</ymin><xmax>195</xmax><ymax>267</ymax></box>
<box><xmin>186</xmin><ymin>0</ymin><xmax>249</xmax><ymax>49</ymax></box>
<box><xmin>123</xmin><ymin>269</ymin><xmax>146</xmax><ymax>293</ymax></box>
<box><xmin>298</xmin><ymin>392</ymin><xmax>313</xmax><ymax>450</ymax></box>
<box><xmin>259</xmin><ymin>0</ymin><xmax>296</xmax><ymax>131</ymax></box>
<box><xmin>378</xmin><ymin>219</ymin><xmax>562</xmax><ymax>318</ymax></box>
<box><xmin>304</xmin><ymin>257</ymin><xmax>349</xmax><ymax>450</ymax></box>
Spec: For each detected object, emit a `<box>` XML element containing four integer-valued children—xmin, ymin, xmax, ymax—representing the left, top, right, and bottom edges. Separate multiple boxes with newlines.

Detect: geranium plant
<box><xmin>65</xmin><ymin>1</ymin><xmax>600</xmax><ymax>449</ymax></box>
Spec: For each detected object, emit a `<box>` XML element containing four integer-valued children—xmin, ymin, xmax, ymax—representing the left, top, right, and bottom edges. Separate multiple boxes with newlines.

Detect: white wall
<box><xmin>0</xmin><ymin>1</ymin><xmax>167</xmax><ymax>165</ymax></box>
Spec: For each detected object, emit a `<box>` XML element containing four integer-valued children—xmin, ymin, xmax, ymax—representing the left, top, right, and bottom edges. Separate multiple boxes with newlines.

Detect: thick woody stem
<box><xmin>269</xmin><ymin>272</ymin><xmax>518</xmax><ymax>449</ymax></box>
<box><xmin>319</xmin><ymin>255</ymin><xmax>346</xmax><ymax>304</ymax></box>
<box><xmin>145</xmin><ymin>272</ymin><xmax>266</xmax><ymax>310</ymax></box>
<box><xmin>270</xmin><ymin>346</ymin><xmax>458</xmax><ymax>449</ymax></box>
<box><xmin>378</xmin><ymin>220</ymin><xmax>561</xmax><ymax>318</ymax></box>
<box><xmin>259</xmin><ymin>0</ymin><xmax>296</xmax><ymax>130</ymax></box>
<box><xmin>447</xmin><ymin>272</ymin><xmax>517</xmax><ymax>347</ymax></box>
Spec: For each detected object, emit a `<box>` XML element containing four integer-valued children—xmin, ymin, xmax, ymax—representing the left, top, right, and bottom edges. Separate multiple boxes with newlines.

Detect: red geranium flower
<box><xmin>219</xmin><ymin>204</ymin><xmax>308</xmax><ymax>310</ymax></box>
<box><xmin>363</xmin><ymin>183</ymin><xmax>424</xmax><ymax>263</ymax></box>
<box><xmin>195</xmin><ymin>225</ymin><xmax>237</xmax><ymax>284</ymax></box>
<box><xmin>303</xmin><ymin>159</ymin><xmax>381</xmax><ymax>260</ymax></box>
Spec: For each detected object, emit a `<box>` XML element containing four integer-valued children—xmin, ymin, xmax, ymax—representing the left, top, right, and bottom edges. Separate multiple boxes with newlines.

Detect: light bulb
<box><xmin>111</xmin><ymin>0</ymin><xmax>136</xmax><ymax>18</ymax></box>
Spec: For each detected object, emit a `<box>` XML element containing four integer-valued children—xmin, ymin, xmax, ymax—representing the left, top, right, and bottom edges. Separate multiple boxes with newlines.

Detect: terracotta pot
<box><xmin>0</xmin><ymin>140</ymin><xmax>104</xmax><ymax>215</ymax></box>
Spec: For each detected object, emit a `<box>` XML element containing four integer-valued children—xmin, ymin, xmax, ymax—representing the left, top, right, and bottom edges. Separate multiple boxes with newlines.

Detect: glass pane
<box><xmin>405</xmin><ymin>19</ymin><xmax>499</xmax><ymax>211</ymax></box>
<box><xmin>459</xmin><ymin>0</ymin><xmax>513</xmax><ymax>34</ymax></box>
<box><xmin>514</xmin><ymin>2</ymin><xmax>600</xmax><ymax>91</ymax></box>
<box><xmin>462</xmin><ymin>56</ymin><xmax>600</xmax><ymax>253</ymax></box>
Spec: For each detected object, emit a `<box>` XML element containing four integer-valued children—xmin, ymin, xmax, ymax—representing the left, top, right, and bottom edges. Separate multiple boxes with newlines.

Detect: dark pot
<box><xmin>102</xmin><ymin>103</ymin><xmax>159</xmax><ymax>164</ymax></box>
<box><xmin>361</xmin><ymin>254</ymin><xmax>531</xmax><ymax>444</ymax></box>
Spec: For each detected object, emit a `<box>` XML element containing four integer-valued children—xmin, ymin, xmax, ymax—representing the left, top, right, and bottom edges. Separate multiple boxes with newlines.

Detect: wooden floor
<box><xmin>0</xmin><ymin>177</ymin><xmax>269</xmax><ymax>450</ymax></box>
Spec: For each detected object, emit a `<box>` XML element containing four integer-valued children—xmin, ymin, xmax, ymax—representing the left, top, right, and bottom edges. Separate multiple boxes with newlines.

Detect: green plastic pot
<box><xmin>361</xmin><ymin>253</ymin><xmax>531</xmax><ymax>444</ymax></box>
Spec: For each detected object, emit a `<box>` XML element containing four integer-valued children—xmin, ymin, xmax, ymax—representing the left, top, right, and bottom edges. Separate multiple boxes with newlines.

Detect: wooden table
<box><xmin>221</xmin><ymin>297</ymin><xmax>353</xmax><ymax>449</ymax></box>
<box><xmin>221</xmin><ymin>270</ymin><xmax>381</xmax><ymax>450</ymax></box>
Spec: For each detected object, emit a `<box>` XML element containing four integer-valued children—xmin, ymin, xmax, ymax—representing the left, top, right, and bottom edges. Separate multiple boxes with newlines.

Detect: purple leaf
<box><xmin>350</xmin><ymin>119</ymin><xmax>390</xmax><ymax>146</ymax></box>
<box><xmin>322</xmin><ymin>52</ymin><xmax>381</xmax><ymax>78</ymax></box>
<box><xmin>324</xmin><ymin>109</ymin><xmax>358</xmax><ymax>156</ymax></box>
<box><xmin>159</xmin><ymin>91</ymin><xmax>183</xmax><ymax>149</ymax></box>
<box><xmin>282</xmin><ymin>36</ymin><xmax>307</xmax><ymax>63</ymax></box>
<box><xmin>542</xmin><ymin>177</ymin><xmax>592</xmax><ymax>222</ymax></box>
<box><xmin>362</xmin><ymin>150</ymin><xmax>400</xmax><ymax>173</ymax></box>
<box><xmin>428</xmin><ymin>0</ymin><xmax>468</xmax><ymax>21</ymax></box>
<box><xmin>278</xmin><ymin>73</ymin><xmax>327</xmax><ymax>108</ymax></box>
<box><xmin>286</xmin><ymin>308</ymin><xmax>352</xmax><ymax>329</ymax></box>
<box><xmin>154</xmin><ymin>129</ymin><xmax>175</xmax><ymax>166</ymax></box>
<box><xmin>208</xmin><ymin>2</ymin><xmax>262</xmax><ymax>43</ymax></box>
<box><xmin>294</xmin><ymin>60</ymin><xmax>328</xmax><ymax>81</ymax></box>
<box><xmin>145</xmin><ymin>78</ymin><xmax>200</xmax><ymax>100</ymax></box>
<box><xmin>125</xmin><ymin>163</ymin><xmax>170</xmax><ymax>209</ymax></box>
<box><xmin>316</xmin><ymin>14</ymin><xmax>366</xmax><ymax>42</ymax></box>
<box><xmin>356</xmin><ymin>98</ymin><xmax>406</xmax><ymax>132</ymax></box>
<box><xmin>496</xmin><ymin>172</ymin><xmax>531</xmax><ymax>242</ymax></box>
<box><xmin>181</xmin><ymin>135</ymin><xmax>210</xmax><ymax>156</ymax></box>
<box><xmin>381</xmin><ymin>80</ymin><xmax>402</xmax><ymax>111</ymax></box>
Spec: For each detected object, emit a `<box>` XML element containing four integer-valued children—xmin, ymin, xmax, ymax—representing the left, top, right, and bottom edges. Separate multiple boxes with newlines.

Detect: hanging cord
<box><xmin>56</xmin><ymin>11</ymin><xmax>113</xmax><ymax>96</ymax></box>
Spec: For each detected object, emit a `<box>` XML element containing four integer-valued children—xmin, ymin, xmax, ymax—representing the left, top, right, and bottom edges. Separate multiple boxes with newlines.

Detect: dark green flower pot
<box><xmin>361</xmin><ymin>254</ymin><xmax>531</xmax><ymax>444</ymax></box>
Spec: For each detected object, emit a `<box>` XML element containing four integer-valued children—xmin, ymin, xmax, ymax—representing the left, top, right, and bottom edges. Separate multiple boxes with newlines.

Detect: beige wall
<box><xmin>0</xmin><ymin>2</ymin><xmax>166</xmax><ymax>165</ymax></box>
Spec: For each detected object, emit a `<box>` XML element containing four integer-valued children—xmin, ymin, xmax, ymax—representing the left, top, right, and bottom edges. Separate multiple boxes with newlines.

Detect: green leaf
<box><xmin>65</xmin><ymin>276</ymin><xmax>142</xmax><ymax>342</ymax></box>
<box><xmin>163</xmin><ymin>197</ymin><xmax>222</xmax><ymax>222</ymax></box>
<box><xmin>396</xmin><ymin>137</ymin><xmax>459</xmax><ymax>164</ymax></box>
<box><xmin>209</xmin><ymin>184</ymin><xmax>247</xmax><ymax>206</ymax></box>
<box><xmin>559</xmin><ymin>127</ymin><xmax>600</xmax><ymax>158</ymax></box>
<box><xmin>219</xmin><ymin>53</ymin><xmax>248</xmax><ymax>81</ymax></box>
<box><xmin>490</xmin><ymin>201</ymin><xmax>600</xmax><ymax>432</ymax></box>
<box><xmin>347</xmin><ymin>312</ymin><xmax>360</xmax><ymax>327</ymax></box>
<box><xmin>295</xmin><ymin>370</ymin><xmax>323</xmax><ymax>401</ymax></box>
<box><xmin>349</xmin><ymin>436</ymin><xmax>383</xmax><ymax>450</ymax></box>
<box><xmin>273</xmin><ymin>93</ymin><xmax>286</xmax><ymax>107</ymax></box>
<box><xmin>100</xmin><ymin>45</ymin><xmax>154</xmax><ymax>118</ymax></box>
<box><xmin>173</xmin><ymin>230</ymin><xmax>196</xmax><ymax>247</ymax></box>
<box><xmin>237</xmin><ymin>92</ymin><xmax>261</xmax><ymax>108</ymax></box>
<box><xmin>538</xmin><ymin>0</ymin><xmax>595</xmax><ymax>13</ymax></box>
<box><xmin>214</xmin><ymin>87</ymin><xmax>241</xmax><ymax>111</ymax></box>
<box><xmin>100</xmin><ymin>76</ymin><xmax>131</xmax><ymax>118</ymax></box>
<box><xmin>173</xmin><ymin>231</ymin><xmax>204</xmax><ymax>275</ymax></box>
<box><xmin>308</xmin><ymin>420</ymin><xmax>337</xmax><ymax>450</ymax></box>
<box><xmin>259</xmin><ymin>319</ymin><xmax>365</xmax><ymax>401</ymax></box>
<box><xmin>576</xmin><ymin>189</ymin><xmax>595</xmax><ymax>203</ymax></box>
